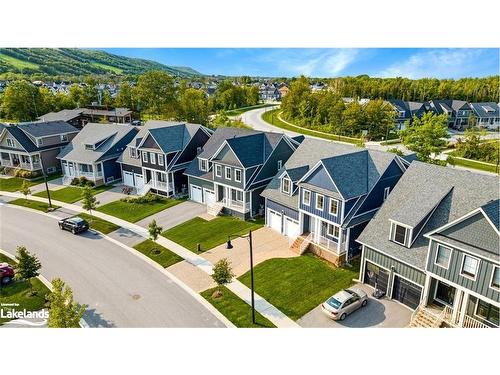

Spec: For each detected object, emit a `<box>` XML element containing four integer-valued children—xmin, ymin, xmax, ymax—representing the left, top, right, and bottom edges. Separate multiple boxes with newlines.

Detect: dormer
<box><xmin>389</xmin><ymin>220</ymin><xmax>412</xmax><ymax>247</ymax></box>
<box><xmin>280</xmin><ymin>175</ymin><xmax>292</xmax><ymax>196</ymax></box>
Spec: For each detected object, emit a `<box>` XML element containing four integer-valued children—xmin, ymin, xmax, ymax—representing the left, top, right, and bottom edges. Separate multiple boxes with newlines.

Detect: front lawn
<box><xmin>447</xmin><ymin>155</ymin><xmax>498</xmax><ymax>174</ymax></box>
<box><xmin>0</xmin><ymin>173</ymin><xmax>62</xmax><ymax>192</ymax></box>
<box><xmin>34</xmin><ymin>185</ymin><xmax>112</xmax><ymax>203</ymax></box>
<box><xmin>162</xmin><ymin>216</ymin><xmax>264</xmax><ymax>253</ymax></box>
<box><xmin>0</xmin><ymin>253</ymin><xmax>14</xmax><ymax>264</ymax></box>
<box><xmin>201</xmin><ymin>286</ymin><xmax>275</xmax><ymax>328</ymax></box>
<box><xmin>238</xmin><ymin>254</ymin><xmax>360</xmax><ymax>320</ymax></box>
<box><xmin>76</xmin><ymin>213</ymin><xmax>120</xmax><ymax>234</ymax></box>
<box><xmin>96</xmin><ymin>197</ymin><xmax>184</xmax><ymax>223</ymax></box>
<box><xmin>133</xmin><ymin>239</ymin><xmax>183</xmax><ymax>268</ymax></box>
<box><xmin>9</xmin><ymin>198</ymin><xmax>59</xmax><ymax>213</ymax></box>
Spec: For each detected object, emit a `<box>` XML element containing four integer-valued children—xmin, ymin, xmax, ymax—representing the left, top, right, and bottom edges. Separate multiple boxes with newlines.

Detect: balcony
<box><xmin>149</xmin><ymin>180</ymin><xmax>174</xmax><ymax>193</ymax></box>
<box><xmin>221</xmin><ymin>197</ymin><xmax>250</xmax><ymax>213</ymax></box>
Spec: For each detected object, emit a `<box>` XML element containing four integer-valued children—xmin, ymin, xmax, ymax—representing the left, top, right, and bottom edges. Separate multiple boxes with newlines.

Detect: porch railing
<box><xmin>221</xmin><ymin>197</ymin><xmax>250</xmax><ymax>212</ymax></box>
<box><xmin>150</xmin><ymin>180</ymin><xmax>174</xmax><ymax>192</ymax></box>
<box><xmin>462</xmin><ymin>315</ymin><xmax>492</xmax><ymax>329</ymax></box>
<box><xmin>310</xmin><ymin>232</ymin><xmax>340</xmax><ymax>253</ymax></box>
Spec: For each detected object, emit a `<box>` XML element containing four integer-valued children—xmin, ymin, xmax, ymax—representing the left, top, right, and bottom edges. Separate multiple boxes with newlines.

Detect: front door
<box><xmin>434</xmin><ymin>281</ymin><xmax>456</xmax><ymax>306</ymax></box>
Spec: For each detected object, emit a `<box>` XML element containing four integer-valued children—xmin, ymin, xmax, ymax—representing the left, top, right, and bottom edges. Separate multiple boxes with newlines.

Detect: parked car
<box><xmin>58</xmin><ymin>217</ymin><xmax>89</xmax><ymax>234</ymax></box>
<box><xmin>321</xmin><ymin>287</ymin><xmax>368</xmax><ymax>321</ymax></box>
<box><xmin>131</xmin><ymin>120</ymin><xmax>141</xmax><ymax>126</ymax></box>
<box><xmin>0</xmin><ymin>262</ymin><xmax>15</xmax><ymax>285</ymax></box>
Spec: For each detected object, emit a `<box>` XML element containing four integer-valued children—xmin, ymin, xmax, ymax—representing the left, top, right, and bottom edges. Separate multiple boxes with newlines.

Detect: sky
<box><xmin>101</xmin><ymin>48</ymin><xmax>499</xmax><ymax>79</ymax></box>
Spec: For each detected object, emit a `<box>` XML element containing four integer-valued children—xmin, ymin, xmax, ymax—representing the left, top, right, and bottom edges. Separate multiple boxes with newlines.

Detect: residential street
<box><xmin>0</xmin><ymin>204</ymin><xmax>226</xmax><ymax>328</ymax></box>
<box><xmin>239</xmin><ymin>105</ymin><xmax>299</xmax><ymax>137</ymax></box>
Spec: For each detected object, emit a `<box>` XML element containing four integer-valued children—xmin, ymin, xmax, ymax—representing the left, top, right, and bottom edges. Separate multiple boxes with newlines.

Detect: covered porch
<box><xmin>141</xmin><ymin>168</ymin><xmax>174</xmax><ymax>196</ymax></box>
<box><xmin>61</xmin><ymin>160</ymin><xmax>103</xmax><ymax>185</ymax></box>
<box><xmin>0</xmin><ymin>151</ymin><xmax>42</xmax><ymax>171</ymax></box>
<box><xmin>215</xmin><ymin>184</ymin><xmax>250</xmax><ymax>214</ymax></box>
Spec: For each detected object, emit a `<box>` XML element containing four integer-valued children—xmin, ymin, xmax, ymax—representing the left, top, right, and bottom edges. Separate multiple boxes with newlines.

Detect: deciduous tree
<box><xmin>47</xmin><ymin>278</ymin><xmax>87</xmax><ymax>328</ymax></box>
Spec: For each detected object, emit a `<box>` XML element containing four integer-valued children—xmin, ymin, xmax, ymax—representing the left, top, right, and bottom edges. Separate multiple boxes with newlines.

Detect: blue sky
<box><xmin>102</xmin><ymin>48</ymin><xmax>499</xmax><ymax>79</ymax></box>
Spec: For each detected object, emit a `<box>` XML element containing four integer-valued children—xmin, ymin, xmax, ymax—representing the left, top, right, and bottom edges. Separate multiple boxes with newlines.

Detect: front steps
<box><xmin>409</xmin><ymin>308</ymin><xmax>443</xmax><ymax>328</ymax></box>
<box><xmin>207</xmin><ymin>202</ymin><xmax>224</xmax><ymax>217</ymax></box>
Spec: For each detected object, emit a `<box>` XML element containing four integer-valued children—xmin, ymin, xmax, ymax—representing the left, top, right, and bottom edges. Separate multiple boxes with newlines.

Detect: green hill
<box><xmin>0</xmin><ymin>48</ymin><xmax>202</xmax><ymax>77</ymax></box>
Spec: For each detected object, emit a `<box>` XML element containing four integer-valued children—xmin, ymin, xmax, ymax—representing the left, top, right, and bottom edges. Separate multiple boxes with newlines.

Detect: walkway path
<box><xmin>0</xmin><ymin>190</ymin><xmax>299</xmax><ymax>328</ymax></box>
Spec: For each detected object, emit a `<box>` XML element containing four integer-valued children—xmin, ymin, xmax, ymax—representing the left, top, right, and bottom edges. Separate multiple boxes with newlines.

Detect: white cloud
<box><xmin>376</xmin><ymin>49</ymin><xmax>494</xmax><ymax>79</ymax></box>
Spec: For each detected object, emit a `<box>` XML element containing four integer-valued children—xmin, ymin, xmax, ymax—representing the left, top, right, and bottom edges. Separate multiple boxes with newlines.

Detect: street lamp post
<box><xmin>226</xmin><ymin>230</ymin><xmax>255</xmax><ymax>324</ymax></box>
<box><xmin>39</xmin><ymin>159</ymin><xmax>52</xmax><ymax>209</ymax></box>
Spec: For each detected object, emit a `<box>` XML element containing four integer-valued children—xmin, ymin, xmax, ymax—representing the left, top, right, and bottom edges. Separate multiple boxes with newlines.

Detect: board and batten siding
<box><xmin>188</xmin><ymin>176</ymin><xmax>214</xmax><ymax>191</ymax></box>
<box><xmin>266</xmin><ymin>199</ymin><xmax>299</xmax><ymax>221</ymax></box>
<box><xmin>363</xmin><ymin>246</ymin><xmax>426</xmax><ymax>296</ymax></box>
<box><xmin>426</xmin><ymin>240</ymin><xmax>500</xmax><ymax>302</ymax></box>
<box><xmin>299</xmin><ymin>188</ymin><xmax>342</xmax><ymax>224</ymax></box>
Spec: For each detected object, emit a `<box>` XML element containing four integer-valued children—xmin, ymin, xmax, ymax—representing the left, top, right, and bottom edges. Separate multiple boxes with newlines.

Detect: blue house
<box><xmin>261</xmin><ymin>138</ymin><xmax>412</xmax><ymax>265</ymax></box>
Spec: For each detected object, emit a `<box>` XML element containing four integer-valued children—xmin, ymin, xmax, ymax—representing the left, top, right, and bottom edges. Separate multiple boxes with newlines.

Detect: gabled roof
<box><xmin>18</xmin><ymin>121</ymin><xmax>78</xmax><ymax>138</ymax></box>
<box><xmin>37</xmin><ymin>109</ymin><xmax>84</xmax><ymax>122</ymax></box>
<box><xmin>470</xmin><ymin>102</ymin><xmax>500</xmax><ymax>117</ymax></box>
<box><xmin>145</xmin><ymin>121</ymin><xmax>208</xmax><ymax>154</ymax></box>
<box><xmin>357</xmin><ymin>162</ymin><xmax>500</xmax><ymax>269</ymax></box>
<box><xmin>480</xmin><ymin>199</ymin><xmax>500</xmax><ymax>232</ymax></box>
<box><xmin>58</xmin><ymin>123</ymin><xmax>138</xmax><ymax>163</ymax></box>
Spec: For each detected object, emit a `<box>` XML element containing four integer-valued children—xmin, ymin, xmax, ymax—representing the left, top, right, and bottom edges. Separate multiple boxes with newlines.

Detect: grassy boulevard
<box><xmin>34</xmin><ymin>185</ymin><xmax>112</xmax><ymax>203</ymax></box>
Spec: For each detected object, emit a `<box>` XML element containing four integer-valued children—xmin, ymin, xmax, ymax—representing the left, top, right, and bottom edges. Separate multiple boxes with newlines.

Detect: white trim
<box><xmin>142</xmin><ymin>152</ymin><xmax>148</xmax><ymax>163</ymax></box>
<box><xmin>150</xmin><ymin>152</ymin><xmax>156</xmax><ymax>165</ymax></box>
<box><xmin>210</xmin><ymin>140</ymin><xmax>244</xmax><ymax>168</ymax></box>
<box><xmin>479</xmin><ymin>207</ymin><xmax>500</xmax><ymax>235</ymax></box>
<box><xmin>158</xmin><ymin>154</ymin><xmax>164</xmax><ymax>166</ymax></box>
<box><xmin>424</xmin><ymin>207</ymin><xmax>483</xmax><ymax>238</ymax></box>
<box><xmin>302</xmin><ymin>188</ymin><xmax>311</xmax><ymax>206</ymax></box>
<box><xmin>489</xmin><ymin>265</ymin><xmax>500</xmax><ymax>292</ymax></box>
<box><xmin>234</xmin><ymin>168</ymin><xmax>242</xmax><ymax>183</ymax></box>
<box><xmin>434</xmin><ymin>244</ymin><xmax>453</xmax><ymax>270</ymax></box>
<box><xmin>383</xmin><ymin>186</ymin><xmax>390</xmax><ymax>201</ymax></box>
<box><xmin>430</xmin><ymin>237</ymin><xmax>500</xmax><ymax>266</ymax></box>
<box><xmin>215</xmin><ymin>164</ymin><xmax>222</xmax><ymax>177</ymax></box>
<box><xmin>390</xmin><ymin>221</ymin><xmax>410</xmax><ymax>247</ymax></box>
<box><xmin>357</xmin><ymin>241</ymin><xmax>426</xmax><ymax>273</ymax></box>
<box><xmin>281</xmin><ymin>176</ymin><xmax>291</xmax><ymax>195</ymax></box>
<box><xmin>225</xmin><ymin>166</ymin><xmax>232</xmax><ymax>180</ymax></box>
<box><xmin>459</xmin><ymin>253</ymin><xmax>480</xmax><ymax>281</ymax></box>
<box><xmin>296</xmin><ymin>160</ymin><xmax>345</xmax><ymax>200</ymax></box>
<box><xmin>329</xmin><ymin>198</ymin><xmax>339</xmax><ymax>216</ymax></box>
<box><xmin>315</xmin><ymin>193</ymin><xmax>324</xmax><ymax>211</ymax></box>
<box><xmin>199</xmin><ymin>158</ymin><xmax>208</xmax><ymax>172</ymax></box>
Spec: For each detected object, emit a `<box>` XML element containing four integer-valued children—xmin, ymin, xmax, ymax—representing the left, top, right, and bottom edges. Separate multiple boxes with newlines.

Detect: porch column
<box><xmin>344</xmin><ymin>228</ymin><xmax>350</xmax><ymax>253</ymax></box>
<box><xmin>337</xmin><ymin>228</ymin><xmax>342</xmax><ymax>254</ymax></box>
<box><xmin>8</xmin><ymin>153</ymin><xmax>13</xmax><ymax>165</ymax></box>
<box><xmin>29</xmin><ymin>155</ymin><xmax>33</xmax><ymax>170</ymax></box>
<box><xmin>451</xmin><ymin>290</ymin><xmax>463</xmax><ymax>324</ymax></box>
<box><xmin>421</xmin><ymin>274</ymin><xmax>432</xmax><ymax>305</ymax></box>
<box><xmin>458</xmin><ymin>292</ymin><xmax>469</xmax><ymax>327</ymax></box>
<box><xmin>314</xmin><ymin>218</ymin><xmax>320</xmax><ymax>243</ymax></box>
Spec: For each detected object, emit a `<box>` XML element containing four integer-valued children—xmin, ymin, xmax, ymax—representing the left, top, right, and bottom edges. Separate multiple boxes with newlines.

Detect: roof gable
<box><xmin>211</xmin><ymin>142</ymin><xmax>243</xmax><ymax>167</ymax></box>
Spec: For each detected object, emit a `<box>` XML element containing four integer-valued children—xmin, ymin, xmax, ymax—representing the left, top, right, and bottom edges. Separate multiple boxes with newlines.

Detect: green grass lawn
<box><xmin>0</xmin><ymin>253</ymin><xmax>14</xmax><ymax>264</ymax></box>
<box><xmin>9</xmin><ymin>198</ymin><xmax>59</xmax><ymax>212</ymax></box>
<box><xmin>226</xmin><ymin>103</ymin><xmax>276</xmax><ymax>116</ymax></box>
<box><xmin>201</xmin><ymin>286</ymin><xmax>275</xmax><ymax>328</ymax></box>
<box><xmin>76</xmin><ymin>213</ymin><xmax>120</xmax><ymax>234</ymax></box>
<box><xmin>90</xmin><ymin>62</ymin><xmax>123</xmax><ymax>74</ymax></box>
<box><xmin>262</xmin><ymin>109</ymin><xmax>363</xmax><ymax>145</ymax></box>
<box><xmin>162</xmin><ymin>216</ymin><xmax>264</xmax><ymax>253</ymax></box>
<box><xmin>448</xmin><ymin>156</ymin><xmax>498</xmax><ymax>173</ymax></box>
<box><xmin>96</xmin><ymin>197</ymin><xmax>184</xmax><ymax>223</ymax></box>
<box><xmin>34</xmin><ymin>184</ymin><xmax>112</xmax><ymax>203</ymax></box>
<box><xmin>0</xmin><ymin>173</ymin><xmax>62</xmax><ymax>192</ymax></box>
<box><xmin>0</xmin><ymin>52</ymin><xmax>39</xmax><ymax>70</ymax></box>
<box><xmin>133</xmin><ymin>239</ymin><xmax>183</xmax><ymax>268</ymax></box>
<box><xmin>238</xmin><ymin>254</ymin><xmax>360</xmax><ymax>320</ymax></box>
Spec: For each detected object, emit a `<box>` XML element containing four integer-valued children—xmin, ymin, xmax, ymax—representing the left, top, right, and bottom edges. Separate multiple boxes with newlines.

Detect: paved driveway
<box><xmin>135</xmin><ymin>200</ymin><xmax>206</xmax><ymax>230</ymax></box>
<box><xmin>298</xmin><ymin>284</ymin><xmax>412</xmax><ymax>328</ymax></box>
<box><xmin>74</xmin><ymin>184</ymin><xmax>130</xmax><ymax>207</ymax></box>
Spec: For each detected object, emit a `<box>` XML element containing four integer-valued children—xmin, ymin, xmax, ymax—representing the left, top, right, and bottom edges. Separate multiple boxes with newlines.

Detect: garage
<box><xmin>123</xmin><ymin>171</ymin><xmax>134</xmax><ymax>187</ymax></box>
<box><xmin>364</xmin><ymin>261</ymin><xmax>389</xmax><ymax>294</ymax></box>
<box><xmin>190</xmin><ymin>185</ymin><xmax>203</xmax><ymax>203</ymax></box>
<box><xmin>284</xmin><ymin>217</ymin><xmax>300</xmax><ymax>238</ymax></box>
<box><xmin>204</xmin><ymin>189</ymin><xmax>216</xmax><ymax>206</ymax></box>
<box><xmin>134</xmin><ymin>173</ymin><xmax>144</xmax><ymax>190</ymax></box>
<box><xmin>392</xmin><ymin>276</ymin><xmax>422</xmax><ymax>310</ymax></box>
<box><xmin>268</xmin><ymin>209</ymin><xmax>282</xmax><ymax>233</ymax></box>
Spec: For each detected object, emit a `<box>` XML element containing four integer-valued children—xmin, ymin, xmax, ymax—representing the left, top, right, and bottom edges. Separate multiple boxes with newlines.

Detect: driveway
<box><xmin>135</xmin><ymin>200</ymin><xmax>206</xmax><ymax>230</ymax></box>
<box><xmin>74</xmin><ymin>184</ymin><xmax>130</xmax><ymax>207</ymax></box>
<box><xmin>0</xmin><ymin>204</ymin><xmax>226</xmax><ymax>328</ymax></box>
<box><xmin>297</xmin><ymin>284</ymin><xmax>412</xmax><ymax>328</ymax></box>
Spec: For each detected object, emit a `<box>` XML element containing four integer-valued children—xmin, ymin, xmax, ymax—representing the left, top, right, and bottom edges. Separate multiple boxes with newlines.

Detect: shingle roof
<box><xmin>18</xmin><ymin>121</ymin><xmax>78</xmax><ymax>138</ymax></box>
<box><xmin>147</xmin><ymin>121</ymin><xmax>205</xmax><ymax>154</ymax></box>
<box><xmin>357</xmin><ymin>161</ymin><xmax>500</xmax><ymax>269</ymax></box>
<box><xmin>37</xmin><ymin>109</ymin><xmax>84</xmax><ymax>122</ymax></box>
<box><xmin>480</xmin><ymin>199</ymin><xmax>500</xmax><ymax>232</ymax></box>
<box><xmin>470</xmin><ymin>102</ymin><xmax>500</xmax><ymax>117</ymax></box>
<box><xmin>58</xmin><ymin>123</ymin><xmax>138</xmax><ymax>163</ymax></box>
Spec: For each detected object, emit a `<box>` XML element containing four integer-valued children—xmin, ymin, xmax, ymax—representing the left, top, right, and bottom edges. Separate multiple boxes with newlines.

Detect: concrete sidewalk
<box><xmin>0</xmin><ymin>191</ymin><xmax>299</xmax><ymax>328</ymax></box>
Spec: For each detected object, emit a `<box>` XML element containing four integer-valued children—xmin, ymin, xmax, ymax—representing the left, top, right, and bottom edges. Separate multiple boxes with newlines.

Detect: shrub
<box><xmin>79</xmin><ymin>176</ymin><xmax>88</xmax><ymax>185</ymax></box>
<box><xmin>85</xmin><ymin>180</ymin><xmax>95</xmax><ymax>187</ymax></box>
<box><xmin>70</xmin><ymin>177</ymin><xmax>80</xmax><ymax>186</ymax></box>
<box><xmin>120</xmin><ymin>192</ymin><xmax>160</xmax><ymax>204</ymax></box>
<box><xmin>0</xmin><ymin>166</ymin><xmax>5</xmax><ymax>174</ymax></box>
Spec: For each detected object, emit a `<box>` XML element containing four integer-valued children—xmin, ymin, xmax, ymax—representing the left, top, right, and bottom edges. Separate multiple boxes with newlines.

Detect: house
<box><xmin>117</xmin><ymin>120</ymin><xmax>212</xmax><ymax>196</ymax></box>
<box><xmin>427</xmin><ymin>100</ymin><xmax>473</xmax><ymax>129</ymax></box>
<box><xmin>38</xmin><ymin>105</ymin><xmax>133</xmax><ymax>128</ymax></box>
<box><xmin>184</xmin><ymin>128</ymin><xmax>301</xmax><ymax>219</ymax></box>
<box><xmin>356</xmin><ymin>161</ymin><xmax>499</xmax><ymax>327</ymax></box>
<box><xmin>470</xmin><ymin>102</ymin><xmax>500</xmax><ymax>130</ymax></box>
<box><xmin>0</xmin><ymin>121</ymin><xmax>79</xmax><ymax>175</ymax></box>
<box><xmin>261</xmin><ymin>138</ymin><xmax>412</xmax><ymax>265</ymax></box>
<box><xmin>58</xmin><ymin>123</ymin><xmax>139</xmax><ymax>186</ymax></box>
<box><xmin>259</xmin><ymin>84</ymin><xmax>281</xmax><ymax>102</ymax></box>
<box><xmin>387</xmin><ymin>100</ymin><xmax>427</xmax><ymax>130</ymax></box>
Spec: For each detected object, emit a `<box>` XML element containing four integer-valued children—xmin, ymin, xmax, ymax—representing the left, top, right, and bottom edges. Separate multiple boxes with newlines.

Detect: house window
<box><xmin>281</xmin><ymin>177</ymin><xmax>291</xmax><ymax>195</ymax></box>
<box><xmin>315</xmin><ymin>194</ymin><xmax>324</xmax><ymax>211</ymax></box>
<box><xmin>383</xmin><ymin>186</ymin><xmax>390</xmax><ymax>201</ymax></box>
<box><xmin>150</xmin><ymin>152</ymin><xmax>156</xmax><ymax>164</ymax></box>
<box><xmin>225</xmin><ymin>167</ymin><xmax>232</xmax><ymax>180</ymax></box>
<box><xmin>142</xmin><ymin>151</ymin><xmax>148</xmax><ymax>163</ymax></box>
<box><xmin>196</xmin><ymin>146</ymin><xmax>202</xmax><ymax>154</ymax></box>
<box><xmin>129</xmin><ymin>147</ymin><xmax>137</xmax><ymax>158</ymax></box>
<box><xmin>199</xmin><ymin>159</ymin><xmax>208</xmax><ymax>172</ymax></box>
<box><xmin>329</xmin><ymin>199</ymin><xmax>339</xmax><ymax>216</ymax></box>
<box><xmin>327</xmin><ymin>224</ymin><xmax>340</xmax><ymax>239</ymax></box>
<box><xmin>37</xmin><ymin>138</ymin><xmax>43</xmax><ymax>146</ymax></box>
<box><xmin>235</xmin><ymin>190</ymin><xmax>243</xmax><ymax>202</ymax></box>
<box><xmin>392</xmin><ymin>223</ymin><xmax>408</xmax><ymax>246</ymax></box>
<box><xmin>475</xmin><ymin>300</ymin><xmax>500</xmax><ymax>326</ymax></box>
<box><xmin>85</xmin><ymin>144</ymin><xmax>94</xmax><ymax>150</ymax></box>
<box><xmin>491</xmin><ymin>267</ymin><xmax>500</xmax><ymax>290</ymax></box>
<box><xmin>235</xmin><ymin>169</ymin><xmax>242</xmax><ymax>182</ymax></box>
<box><xmin>215</xmin><ymin>164</ymin><xmax>222</xmax><ymax>177</ymax></box>
<box><xmin>277</xmin><ymin>160</ymin><xmax>282</xmax><ymax>170</ymax></box>
<box><xmin>434</xmin><ymin>245</ymin><xmax>452</xmax><ymax>269</ymax></box>
<box><xmin>158</xmin><ymin>154</ymin><xmax>164</xmax><ymax>166</ymax></box>
<box><xmin>6</xmin><ymin>138</ymin><xmax>15</xmax><ymax>147</ymax></box>
<box><xmin>302</xmin><ymin>189</ymin><xmax>311</xmax><ymax>206</ymax></box>
<box><xmin>60</xmin><ymin>134</ymin><xmax>68</xmax><ymax>142</ymax></box>
<box><xmin>461</xmin><ymin>254</ymin><xmax>479</xmax><ymax>279</ymax></box>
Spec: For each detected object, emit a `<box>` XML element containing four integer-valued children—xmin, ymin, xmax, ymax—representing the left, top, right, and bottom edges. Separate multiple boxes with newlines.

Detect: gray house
<box><xmin>261</xmin><ymin>138</ymin><xmax>412</xmax><ymax>265</ymax></box>
<box><xmin>117</xmin><ymin>120</ymin><xmax>212</xmax><ymax>196</ymax></box>
<box><xmin>58</xmin><ymin>123</ymin><xmax>139</xmax><ymax>186</ymax></box>
<box><xmin>184</xmin><ymin>128</ymin><xmax>300</xmax><ymax>219</ymax></box>
<box><xmin>470</xmin><ymin>102</ymin><xmax>500</xmax><ymax>130</ymax></box>
<box><xmin>427</xmin><ymin>100</ymin><xmax>473</xmax><ymax>129</ymax></box>
<box><xmin>387</xmin><ymin>100</ymin><xmax>426</xmax><ymax>130</ymax></box>
<box><xmin>357</xmin><ymin>161</ymin><xmax>499</xmax><ymax>327</ymax></box>
<box><xmin>0</xmin><ymin>121</ymin><xmax>79</xmax><ymax>175</ymax></box>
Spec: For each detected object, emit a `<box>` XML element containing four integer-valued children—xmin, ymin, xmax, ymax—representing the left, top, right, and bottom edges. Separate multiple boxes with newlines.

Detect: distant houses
<box><xmin>37</xmin><ymin>105</ymin><xmax>133</xmax><ymax>128</ymax></box>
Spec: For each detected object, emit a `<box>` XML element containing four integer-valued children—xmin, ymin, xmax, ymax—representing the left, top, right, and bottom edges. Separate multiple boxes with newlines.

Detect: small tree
<box><xmin>48</xmin><ymin>278</ymin><xmax>87</xmax><ymax>328</ymax></box>
<box><xmin>14</xmin><ymin>246</ymin><xmax>41</xmax><ymax>295</ymax></box>
<box><xmin>20</xmin><ymin>179</ymin><xmax>31</xmax><ymax>200</ymax></box>
<box><xmin>211</xmin><ymin>258</ymin><xmax>235</xmax><ymax>298</ymax></box>
<box><xmin>148</xmin><ymin>219</ymin><xmax>163</xmax><ymax>252</ymax></box>
<box><xmin>81</xmin><ymin>186</ymin><xmax>99</xmax><ymax>219</ymax></box>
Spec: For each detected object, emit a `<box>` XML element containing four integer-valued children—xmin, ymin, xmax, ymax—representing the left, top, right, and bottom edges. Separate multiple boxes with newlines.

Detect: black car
<box><xmin>58</xmin><ymin>217</ymin><xmax>90</xmax><ymax>234</ymax></box>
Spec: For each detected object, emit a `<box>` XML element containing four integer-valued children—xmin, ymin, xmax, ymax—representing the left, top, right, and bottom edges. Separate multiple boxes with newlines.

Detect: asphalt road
<box><xmin>0</xmin><ymin>204</ymin><xmax>226</xmax><ymax>328</ymax></box>
<box><xmin>239</xmin><ymin>106</ymin><xmax>300</xmax><ymax>137</ymax></box>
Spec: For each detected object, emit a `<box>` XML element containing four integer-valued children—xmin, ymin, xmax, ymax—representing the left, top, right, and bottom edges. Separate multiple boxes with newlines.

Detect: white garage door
<box><xmin>123</xmin><ymin>171</ymin><xmax>134</xmax><ymax>187</ymax></box>
<box><xmin>134</xmin><ymin>173</ymin><xmax>144</xmax><ymax>190</ymax></box>
<box><xmin>191</xmin><ymin>185</ymin><xmax>203</xmax><ymax>203</ymax></box>
<box><xmin>204</xmin><ymin>189</ymin><xmax>216</xmax><ymax>206</ymax></box>
<box><xmin>284</xmin><ymin>217</ymin><xmax>300</xmax><ymax>239</ymax></box>
<box><xmin>268</xmin><ymin>209</ymin><xmax>282</xmax><ymax>233</ymax></box>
